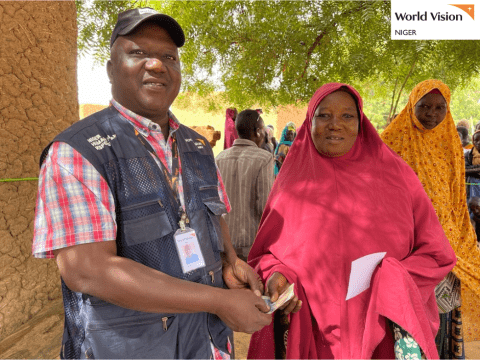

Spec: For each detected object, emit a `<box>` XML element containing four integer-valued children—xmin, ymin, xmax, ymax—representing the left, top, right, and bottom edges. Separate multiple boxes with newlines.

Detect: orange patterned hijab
<box><xmin>381</xmin><ymin>79</ymin><xmax>480</xmax><ymax>297</ymax></box>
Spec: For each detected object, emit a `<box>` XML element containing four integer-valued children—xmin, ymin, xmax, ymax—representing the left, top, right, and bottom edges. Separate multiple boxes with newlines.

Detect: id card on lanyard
<box><xmin>134</xmin><ymin>127</ymin><xmax>206</xmax><ymax>273</ymax></box>
<box><xmin>174</xmin><ymin>214</ymin><xmax>206</xmax><ymax>273</ymax></box>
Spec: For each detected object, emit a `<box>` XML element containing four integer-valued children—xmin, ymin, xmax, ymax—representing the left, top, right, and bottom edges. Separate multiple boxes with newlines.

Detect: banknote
<box><xmin>261</xmin><ymin>283</ymin><xmax>295</xmax><ymax>314</ymax></box>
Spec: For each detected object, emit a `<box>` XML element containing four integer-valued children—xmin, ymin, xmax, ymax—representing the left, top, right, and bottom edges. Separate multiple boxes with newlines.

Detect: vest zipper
<box><xmin>209</xmin><ymin>270</ymin><xmax>215</xmax><ymax>283</ymax></box>
<box><xmin>162</xmin><ymin>316</ymin><xmax>169</xmax><ymax>331</ymax></box>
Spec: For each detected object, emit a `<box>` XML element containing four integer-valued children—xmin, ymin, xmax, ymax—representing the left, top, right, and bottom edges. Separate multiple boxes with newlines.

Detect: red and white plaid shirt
<box><xmin>32</xmin><ymin>100</ymin><xmax>230</xmax><ymax>258</ymax></box>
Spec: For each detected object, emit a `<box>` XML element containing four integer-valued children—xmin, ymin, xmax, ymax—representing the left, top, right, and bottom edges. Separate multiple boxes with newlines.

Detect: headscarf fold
<box><xmin>248</xmin><ymin>83</ymin><xmax>455</xmax><ymax>359</ymax></box>
<box><xmin>223</xmin><ymin>108</ymin><xmax>238</xmax><ymax>150</ymax></box>
<box><xmin>381</xmin><ymin>79</ymin><xmax>480</xmax><ymax>301</ymax></box>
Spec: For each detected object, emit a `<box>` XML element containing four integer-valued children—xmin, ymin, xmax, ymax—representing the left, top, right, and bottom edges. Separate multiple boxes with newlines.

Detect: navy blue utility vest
<box><xmin>40</xmin><ymin>107</ymin><xmax>232</xmax><ymax>359</ymax></box>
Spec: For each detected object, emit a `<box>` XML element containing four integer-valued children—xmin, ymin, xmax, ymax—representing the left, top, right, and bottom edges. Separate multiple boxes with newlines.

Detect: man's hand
<box><xmin>214</xmin><ymin>288</ymin><xmax>271</xmax><ymax>334</ymax></box>
<box><xmin>265</xmin><ymin>272</ymin><xmax>302</xmax><ymax>315</ymax></box>
<box><xmin>222</xmin><ymin>256</ymin><xmax>264</xmax><ymax>296</ymax></box>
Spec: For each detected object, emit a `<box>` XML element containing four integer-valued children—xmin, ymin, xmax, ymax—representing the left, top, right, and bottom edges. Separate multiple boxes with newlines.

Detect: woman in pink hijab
<box><xmin>247</xmin><ymin>83</ymin><xmax>456</xmax><ymax>359</ymax></box>
<box><xmin>223</xmin><ymin>108</ymin><xmax>238</xmax><ymax>149</ymax></box>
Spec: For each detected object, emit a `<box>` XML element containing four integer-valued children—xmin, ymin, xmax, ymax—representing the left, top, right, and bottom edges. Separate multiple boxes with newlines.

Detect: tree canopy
<box><xmin>77</xmin><ymin>0</ymin><xmax>480</xmax><ymax>120</ymax></box>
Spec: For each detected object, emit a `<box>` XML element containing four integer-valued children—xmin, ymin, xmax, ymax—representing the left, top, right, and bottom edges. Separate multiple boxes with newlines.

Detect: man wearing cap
<box><xmin>32</xmin><ymin>8</ymin><xmax>271</xmax><ymax>359</ymax></box>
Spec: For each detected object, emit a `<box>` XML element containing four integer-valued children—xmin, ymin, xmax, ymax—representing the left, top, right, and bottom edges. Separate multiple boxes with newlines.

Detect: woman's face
<box><xmin>311</xmin><ymin>91</ymin><xmax>359</xmax><ymax>157</ymax></box>
<box><xmin>285</xmin><ymin>130</ymin><xmax>295</xmax><ymax>142</ymax></box>
<box><xmin>414</xmin><ymin>93</ymin><xmax>447</xmax><ymax>130</ymax></box>
<box><xmin>473</xmin><ymin>133</ymin><xmax>480</xmax><ymax>151</ymax></box>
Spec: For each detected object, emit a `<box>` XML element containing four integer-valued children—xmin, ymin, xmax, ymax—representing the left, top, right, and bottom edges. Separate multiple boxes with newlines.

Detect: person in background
<box><xmin>216</xmin><ymin>109</ymin><xmax>274</xmax><ymax>261</ymax></box>
<box><xmin>31</xmin><ymin>8</ymin><xmax>270</xmax><ymax>359</ymax></box>
<box><xmin>247</xmin><ymin>82</ymin><xmax>455</xmax><ymax>359</ymax></box>
<box><xmin>224</xmin><ymin>108</ymin><xmax>238</xmax><ymax>150</ymax></box>
<box><xmin>457</xmin><ymin>125</ymin><xmax>473</xmax><ymax>153</ymax></box>
<box><xmin>468</xmin><ymin>196</ymin><xmax>480</xmax><ymax>244</ymax></box>
<box><xmin>267</xmin><ymin>125</ymin><xmax>278</xmax><ymax>151</ymax></box>
<box><xmin>274</xmin><ymin>122</ymin><xmax>296</xmax><ymax>176</ymax></box>
<box><xmin>465</xmin><ymin>130</ymin><xmax>480</xmax><ymax>201</ymax></box>
<box><xmin>381</xmin><ymin>79</ymin><xmax>480</xmax><ymax>359</ymax></box>
<box><xmin>261</xmin><ymin>125</ymin><xmax>275</xmax><ymax>154</ymax></box>
<box><xmin>457</xmin><ymin>119</ymin><xmax>470</xmax><ymax>131</ymax></box>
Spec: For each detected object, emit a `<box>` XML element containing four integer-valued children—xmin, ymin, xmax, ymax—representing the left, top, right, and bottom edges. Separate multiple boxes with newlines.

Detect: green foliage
<box><xmin>76</xmin><ymin>0</ymin><xmax>148</xmax><ymax>59</ymax></box>
<box><xmin>450</xmin><ymin>77</ymin><xmax>480</xmax><ymax>130</ymax></box>
<box><xmin>76</xmin><ymin>0</ymin><xmax>480</xmax><ymax>113</ymax></box>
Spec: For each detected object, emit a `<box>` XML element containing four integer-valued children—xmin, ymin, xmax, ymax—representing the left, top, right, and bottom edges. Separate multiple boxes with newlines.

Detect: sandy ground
<box><xmin>234</xmin><ymin>332</ymin><xmax>252</xmax><ymax>359</ymax></box>
<box><xmin>0</xmin><ymin>299</ymin><xmax>478</xmax><ymax>359</ymax></box>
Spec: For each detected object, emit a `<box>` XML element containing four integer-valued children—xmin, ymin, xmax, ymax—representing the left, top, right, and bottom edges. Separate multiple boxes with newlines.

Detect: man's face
<box><xmin>254</xmin><ymin>119</ymin><xmax>266</xmax><ymax>148</ymax></box>
<box><xmin>457</xmin><ymin>130</ymin><xmax>468</xmax><ymax>147</ymax></box>
<box><xmin>107</xmin><ymin>23</ymin><xmax>181</xmax><ymax>122</ymax></box>
<box><xmin>471</xmin><ymin>203</ymin><xmax>480</xmax><ymax>218</ymax></box>
<box><xmin>184</xmin><ymin>244</ymin><xmax>192</xmax><ymax>257</ymax></box>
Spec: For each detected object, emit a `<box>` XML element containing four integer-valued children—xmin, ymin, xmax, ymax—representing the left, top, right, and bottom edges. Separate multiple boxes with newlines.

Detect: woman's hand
<box><xmin>265</xmin><ymin>272</ymin><xmax>302</xmax><ymax>315</ymax></box>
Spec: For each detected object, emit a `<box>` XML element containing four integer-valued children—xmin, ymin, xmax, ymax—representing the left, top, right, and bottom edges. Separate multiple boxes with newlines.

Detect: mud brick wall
<box><xmin>0</xmin><ymin>1</ymin><xmax>78</xmax><ymax>338</ymax></box>
<box><xmin>190</xmin><ymin>125</ymin><xmax>221</xmax><ymax>148</ymax></box>
<box><xmin>275</xmin><ymin>104</ymin><xmax>306</xmax><ymax>138</ymax></box>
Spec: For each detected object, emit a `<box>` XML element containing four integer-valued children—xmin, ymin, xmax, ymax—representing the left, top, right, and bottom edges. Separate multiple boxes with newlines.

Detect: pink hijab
<box><xmin>223</xmin><ymin>108</ymin><xmax>238</xmax><ymax>149</ymax></box>
<box><xmin>248</xmin><ymin>83</ymin><xmax>456</xmax><ymax>359</ymax></box>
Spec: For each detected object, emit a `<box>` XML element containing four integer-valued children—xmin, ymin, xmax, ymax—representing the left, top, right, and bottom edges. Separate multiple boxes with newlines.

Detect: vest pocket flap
<box><xmin>123</xmin><ymin>211</ymin><xmax>173</xmax><ymax>246</ymax></box>
<box><xmin>203</xmin><ymin>198</ymin><xmax>227</xmax><ymax>216</ymax></box>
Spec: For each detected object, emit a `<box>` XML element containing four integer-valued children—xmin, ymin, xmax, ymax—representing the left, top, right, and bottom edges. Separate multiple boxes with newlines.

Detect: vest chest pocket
<box><xmin>200</xmin><ymin>186</ymin><xmax>227</xmax><ymax>252</ymax></box>
<box><xmin>120</xmin><ymin>200</ymin><xmax>174</xmax><ymax>247</ymax></box>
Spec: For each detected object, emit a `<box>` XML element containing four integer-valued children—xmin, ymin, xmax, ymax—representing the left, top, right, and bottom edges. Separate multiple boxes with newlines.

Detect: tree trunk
<box><xmin>0</xmin><ymin>0</ymin><xmax>78</xmax><ymax>344</ymax></box>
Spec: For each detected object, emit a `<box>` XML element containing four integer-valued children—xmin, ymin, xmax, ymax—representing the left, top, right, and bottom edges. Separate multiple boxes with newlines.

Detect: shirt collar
<box><xmin>233</xmin><ymin>138</ymin><xmax>258</xmax><ymax>147</ymax></box>
<box><xmin>110</xmin><ymin>99</ymin><xmax>180</xmax><ymax>136</ymax></box>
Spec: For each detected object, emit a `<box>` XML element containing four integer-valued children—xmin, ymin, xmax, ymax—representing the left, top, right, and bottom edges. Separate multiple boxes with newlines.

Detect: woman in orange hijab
<box><xmin>381</xmin><ymin>79</ymin><xmax>480</xmax><ymax>358</ymax></box>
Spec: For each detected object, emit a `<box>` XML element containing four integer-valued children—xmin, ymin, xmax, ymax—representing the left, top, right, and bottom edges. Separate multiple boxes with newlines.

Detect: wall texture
<box><xmin>276</xmin><ymin>104</ymin><xmax>307</xmax><ymax>136</ymax></box>
<box><xmin>0</xmin><ymin>1</ymin><xmax>78</xmax><ymax>339</ymax></box>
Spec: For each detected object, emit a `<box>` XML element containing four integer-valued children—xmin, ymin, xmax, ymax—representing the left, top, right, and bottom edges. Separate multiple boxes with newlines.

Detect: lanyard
<box><xmin>134</xmin><ymin>128</ymin><xmax>183</xmax><ymax>216</ymax></box>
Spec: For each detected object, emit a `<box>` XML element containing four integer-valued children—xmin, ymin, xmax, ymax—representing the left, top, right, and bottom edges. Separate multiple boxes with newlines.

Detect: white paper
<box><xmin>345</xmin><ymin>252</ymin><xmax>387</xmax><ymax>301</ymax></box>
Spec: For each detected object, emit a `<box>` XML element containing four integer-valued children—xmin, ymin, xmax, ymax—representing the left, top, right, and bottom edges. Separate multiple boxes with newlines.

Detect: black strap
<box><xmin>134</xmin><ymin>128</ymin><xmax>182</xmax><ymax>211</ymax></box>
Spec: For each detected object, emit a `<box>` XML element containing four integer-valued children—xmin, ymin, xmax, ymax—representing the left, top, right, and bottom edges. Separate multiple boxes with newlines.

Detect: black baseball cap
<box><xmin>110</xmin><ymin>8</ymin><xmax>185</xmax><ymax>48</ymax></box>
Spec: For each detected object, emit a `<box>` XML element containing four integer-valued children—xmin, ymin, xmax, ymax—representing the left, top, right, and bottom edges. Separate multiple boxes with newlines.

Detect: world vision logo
<box><xmin>395</xmin><ymin>4</ymin><xmax>474</xmax><ymax>21</ymax></box>
<box><xmin>194</xmin><ymin>138</ymin><xmax>205</xmax><ymax>149</ymax></box>
<box><xmin>449</xmin><ymin>4</ymin><xmax>474</xmax><ymax>20</ymax></box>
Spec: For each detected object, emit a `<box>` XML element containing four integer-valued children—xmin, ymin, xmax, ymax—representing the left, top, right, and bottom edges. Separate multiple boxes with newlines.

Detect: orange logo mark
<box><xmin>449</xmin><ymin>4</ymin><xmax>474</xmax><ymax>19</ymax></box>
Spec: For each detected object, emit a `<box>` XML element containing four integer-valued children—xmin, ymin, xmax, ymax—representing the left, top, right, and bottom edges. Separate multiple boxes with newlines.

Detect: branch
<box><xmin>388</xmin><ymin>77</ymin><xmax>399</xmax><ymax>122</ymax></box>
<box><xmin>392</xmin><ymin>56</ymin><xmax>418</xmax><ymax>117</ymax></box>
<box><xmin>300</xmin><ymin>1</ymin><xmax>370</xmax><ymax>80</ymax></box>
<box><xmin>300</xmin><ymin>32</ymin><xmax>326</xmax><ymax>79</ymax></box>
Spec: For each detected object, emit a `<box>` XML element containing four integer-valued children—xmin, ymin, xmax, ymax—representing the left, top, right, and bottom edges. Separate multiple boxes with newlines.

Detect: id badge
<box><xmin>174</xmin><ymin>227</ymin><xmax>206</xmax><ymax>273</ymax></box>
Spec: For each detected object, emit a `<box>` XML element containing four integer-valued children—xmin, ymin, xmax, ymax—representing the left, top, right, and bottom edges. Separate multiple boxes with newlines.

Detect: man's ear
<box><xmin>106</xmin><ymin>60</ymin><xmax>113</xmax><ymax>84</ymax></box>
